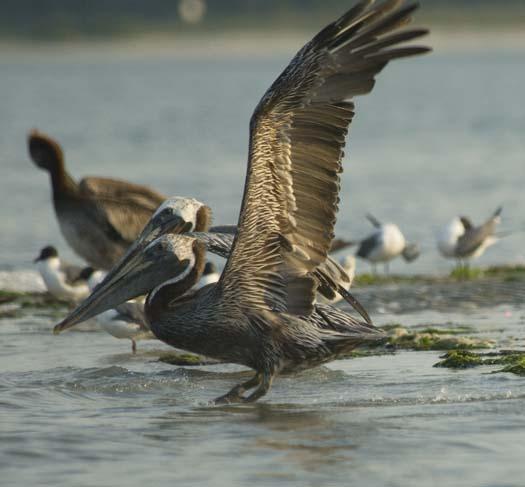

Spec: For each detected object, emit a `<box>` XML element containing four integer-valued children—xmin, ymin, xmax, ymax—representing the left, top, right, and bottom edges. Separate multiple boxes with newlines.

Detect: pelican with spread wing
<box><xmin>55</xmin><ymin>0</ymin><xmax>430</xmax><ymax>403</ymax></box>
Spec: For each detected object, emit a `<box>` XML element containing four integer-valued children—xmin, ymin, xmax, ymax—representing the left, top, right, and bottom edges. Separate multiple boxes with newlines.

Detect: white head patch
<box><xmin>152</xmin><ymin>196</ymin><xmax>205</xmax><ymax>230</ymax></box>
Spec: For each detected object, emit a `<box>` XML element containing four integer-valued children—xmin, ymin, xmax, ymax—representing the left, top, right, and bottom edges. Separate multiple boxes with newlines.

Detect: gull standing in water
<box><xmin>355</xmin><ymin>214</ymin><xmax>420</xmax><ymax>273</ymax></box>
<box><xmin>55</xmin><ymin>0</ymin><xmax>430</xmax><ymax>403</ymax></box>
<box><xmin>78</xmin><ymin>267</ymin><xmax>152</xmax><ymax>353</ymax></box>
<box><xmin>28</xmin><ymin>130</ymin><xmax>167</xmax><ymax>270</ymax></box>
<box><xmin>437</xmin><ymin>207</ymin><xmax>502</xmax><ymax>266</ymax></box>
<box><xmin>34</xmin><ymin>246</ymin><xmax>91</xmax><ymax>302</ymax></box>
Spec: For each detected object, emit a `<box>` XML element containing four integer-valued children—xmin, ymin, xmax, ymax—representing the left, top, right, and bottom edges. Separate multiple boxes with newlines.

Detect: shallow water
<box><xmin>1</xmin><ymin>37</ymin><xmax>525</xmax><ymax>486</ymax></box>
<box><xmin>1</xmin><ymin>288</ymin><xmax>525</xmax><ymax>486</ymax></box>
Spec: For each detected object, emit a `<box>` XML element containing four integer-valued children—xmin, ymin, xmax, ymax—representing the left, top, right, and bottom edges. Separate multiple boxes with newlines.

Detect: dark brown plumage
<box><xmin>28</xmin><ymin>130</ymin><xmax>167</xmax><ymax>269</ymax></box>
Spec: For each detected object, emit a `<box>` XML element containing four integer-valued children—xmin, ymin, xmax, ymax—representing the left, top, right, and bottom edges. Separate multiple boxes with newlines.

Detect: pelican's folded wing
<box><xmin>78</xmin><ymin>177</ymin><xmax>166</xmax><ymax>244</ymax></box>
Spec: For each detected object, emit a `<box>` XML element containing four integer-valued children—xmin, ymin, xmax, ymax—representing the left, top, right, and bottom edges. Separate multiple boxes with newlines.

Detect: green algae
<box><xmin>449</xmin><ymin>266</ymin><xmax>484</xmax><ymax>280</ymax></box>
<box><xmin>158</xmin><ymin>352</ymin><xmax>218</xmax><ymax>366</ymax></box>
<box><xmin>353</xmin><ymin>274</ymin><xmax>425</xmax><ymax>287</ymax></box>
<box><xmin>378</xmin><ymin>325</ymin><xmax>494</xmax><ymax>351</ymax></box>
<box><xmin>0</xmin><ymin>291</ymin><xmax>69</xmax><ymax>311</ymax></box>
<box><xmin>350</xmin><ymin>265</ymin><xmax>525</xmax><ymax>288</ymax></box>
<box><xmin>342</xmin><ymin>349</ymin><xmax>393</xmax><ymax>359</ymax></box>
<box><xmin>435</xmin><ymin>350</ymin><xmax>525</xmax><ymax>376</ymax></box>
<box><xmin>484</xmin><ymin>265</ymin><xmax>525</xmax><ymax>282</ymax></box>
<box><xmin>434</xmin><ymin>350</ymin><xmax>484</xmax><ymax>368</ymax></box>
<box><xmin>497</xmin><ymin>357</ymin><xmax>525</xmax><ymax>376</ymax></box>
<box><xmin>449</xmin><ymin>265</ymin><xmax>525</xmax><ymax>282</ymax></box>
<box><xmin>0</xmin><ymin>289</ymin><xmax>26</xmax><ymax>304</ymax></box>
<box><xmin>414</xmin><ymin>325</ymin><xmax>476</xmax><ymax>335</ymax></box>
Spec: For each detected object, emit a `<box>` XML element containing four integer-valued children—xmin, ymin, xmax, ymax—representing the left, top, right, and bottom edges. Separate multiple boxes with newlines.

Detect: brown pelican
<box><xmin>34</xmin><ymin>246</ymin><xmax>91</xmax><ymax>302</ymax></box>
<box><xmin>93</xmin><ymin>195</ymin><xmax>371</xmax><ymax>321</ymax></box>
<box><xmin>55</xmin><ymin>0</ymin><xmax>429</xmax><ymax>403</ymax></box>
<box><xmin>355</xmin><ymin>214</ymin><xmax>420</xmax><ymax>273</ymax></box>
<box><xmin>28</xmin><ymin>130</ymin><xmax>167</xmax><ymax>270</ymax></box>
<box><xmin>437</xmin><ymin>207</ymin><xmax>502</xmax><ymax>264</ymax></box>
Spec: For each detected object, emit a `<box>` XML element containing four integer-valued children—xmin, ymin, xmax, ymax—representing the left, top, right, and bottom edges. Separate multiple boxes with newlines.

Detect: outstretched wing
<box><xmin>190</xmin><ymin>231</ymin><xmax>370</xmax><ymax>324</ymax></box>
<box><xmin>79</xmin><ymin>177</ymin><xmax>166</xmax><ymax>244</ymax></box>
<box><xmin>219</xmin><ymin>0</ymin><xmax>429</xmax><ymax>316</ymax></box>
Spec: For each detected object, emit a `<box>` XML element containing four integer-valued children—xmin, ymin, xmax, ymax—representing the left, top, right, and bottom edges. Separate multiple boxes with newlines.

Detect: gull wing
<box><xmin>456</xmin><ymin>209</ymin><xmax>501</xmax><ymax>257</ymax></box>
<box><xmin>218</xmin><ymin>0</ymin><xmax>429</xmax><ymax>316</ymax></box>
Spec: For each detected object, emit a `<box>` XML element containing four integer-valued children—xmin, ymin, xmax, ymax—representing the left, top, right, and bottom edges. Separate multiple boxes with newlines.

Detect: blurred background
<box><xmin>1</xmin><ymin>0</ymin><xmax>524</xmax><ymax>274</ymax></box>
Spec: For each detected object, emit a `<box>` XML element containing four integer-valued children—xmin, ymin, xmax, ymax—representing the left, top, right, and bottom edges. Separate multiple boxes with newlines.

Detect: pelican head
<box><xmin>28</xmin><ymin>130</ymin><xmax>64</xmax><ymax>173</ymax></box>
<box><xmin>95</xmin><ymin>197</ymin><xmax>211</xmax><ymax>293</ymax></box>
<box><xmin>53</xmin><ymin>234</ymin><xmax>201</xmax><ymax>334</ymax></box>
<box><xmin>136</xmin><ymin>197</ymin><xmax>211</xmax><ymax>248</ymax></box>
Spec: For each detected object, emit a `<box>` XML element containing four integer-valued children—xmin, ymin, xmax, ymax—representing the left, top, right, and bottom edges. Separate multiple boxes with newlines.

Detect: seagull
<box><xmin>54</xmin><ymin>0</ymin><xmax>429</xmax><ymax>403</ymax></box>
<box><xmin>78</xmin><ymin>267</ymin><xmax>152</xmax><ymax>353</ymax></box>
<box><xmin>355</xmin><ymin>214</ymin><xmax>420</xmax><ymax>273</ymax></box>
<box><xmin>34</xmin><ymin>246</ymin><xmax>91</xmax><ymax>302</ymax></box>
<box><xmin>437</xmin><ymin>207</ymin><xmax>502</xmax><ymax>265</ymax></box>
<box><xmin>194</xmin><ymin>262</ymin><xmax>221</xmax><ymax>290</ymax></box>
<box><xmin>28</xmin><ymin>130</ymin><xmax>167</xmax><ymax>270</ymax></box>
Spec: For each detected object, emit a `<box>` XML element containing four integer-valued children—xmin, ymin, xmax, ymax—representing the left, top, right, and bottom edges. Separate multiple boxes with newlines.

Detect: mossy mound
<box><xmin>497</xmin><ymin>357</ymin><xmax>525</xmax><ymax>376</ymax></box>
<box><xmin>449</xmin><ymin>265</ymin><xmax>525</xmax><ymax>282</ymax></box>
<box><xmin>158</xmin><ymin>352</ymin><xmax>218</xmax><ymax>366</ymax></box>
<box><xmin>379</xmin><ymin>325</ymin><xmax>494</xmax><ymax>351</ymax></box>
<box><xmin>484</xmin><ymin>265</ymin><xmax>525</xmax><ymax>282</ymax></box>
<box><xmin>434</xmin><ymin>350</ymin><xmax>484</xmax><ymax>368</ymax></box>
<box><xmin>353</xmin><ymin>274</ymin><xmax>430</xmax><ymax>287</ymax></box>
<box><xmin>449</xmin><ymin>266</ymin><xmax>484</xmax><ymax>280</ymax></box>
<box><xmin>350</xmin><ymin>265</ymin><xmax>525</xmax><ymax>287</ymax></box>
<box><xmin>0</xmin><ymin>291</ymin><xmax>69</xmax><ymax>315</ymax></box>
<box><xmin>435</xmin><ymin>350</ymin><xmax>525</xmax><ymax>376</ymax></box>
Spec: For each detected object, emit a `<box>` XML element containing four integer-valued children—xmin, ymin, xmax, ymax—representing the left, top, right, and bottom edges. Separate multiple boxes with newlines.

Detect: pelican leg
<box><xmin>241</xmin><ymin>372</ymin><xmax>274</xmax><ymax>403</ymax></box>
<box><xmin>131</xmin><ymin>339</ymin><xmax>137</xmax><ymax>354</ymax></box>
<box><xmin>214</xmin><ymin>373</ymin><xmax>262</xmax><ymax>404</ymax></box>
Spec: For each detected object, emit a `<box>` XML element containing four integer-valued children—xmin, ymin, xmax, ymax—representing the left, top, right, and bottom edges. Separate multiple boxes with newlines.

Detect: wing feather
<box><xmin>219</xmin><ymin>0</ymin><xmax>429</xmax><ymax>315</ymax></box>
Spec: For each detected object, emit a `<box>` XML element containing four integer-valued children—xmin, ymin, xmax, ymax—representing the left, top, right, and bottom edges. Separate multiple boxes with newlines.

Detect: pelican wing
<box><xmin>79</xmin><ymin>177</ymin><xmax>166</xmax><ymax>244</ymax></box>
<box><xmin>190</xmin><ymin>231</ymin><xmax>356</xmax><ymax>307</ymax></box>
<box><xmin>220</xmin><ymin>0</ymin><xmax>429</xmax><ymax>315</ymax></box>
